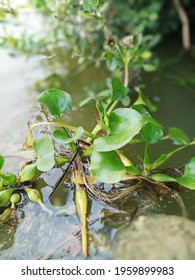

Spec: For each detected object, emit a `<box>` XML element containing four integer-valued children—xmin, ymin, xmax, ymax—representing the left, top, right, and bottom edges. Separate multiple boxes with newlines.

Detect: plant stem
<box><xmin>87</xmin><ymin>57</ymin><xmax>129</xmax><ymax>144</ymax></box>
<box><xmin>86</xmin><ymin>123</ymin><xmax>101</xmax><ymax>143</ymax></box>
<box><xmin>124</xmin><ymin>61</ymin><xmax>129</xmax><ymax>88</ymax></box>
<box><xmin>107</xmin><ymin>100</ymin><xmax>118</xmax><ymax>115</ymax></box>
<box><xmin>31</xmin><ymin>121</ymin><xmax>94</xmax><ymax>139</ymax></box>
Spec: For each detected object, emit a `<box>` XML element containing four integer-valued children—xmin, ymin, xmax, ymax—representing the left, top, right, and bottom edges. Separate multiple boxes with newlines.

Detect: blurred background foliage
<box><xmin>0</xmin><ymin>0</ymin><xmax>195</xmax><ymax>59</ymax></box>
<box><xmin>0</xmin><ymin>0</ymin><xmax>195</xmax><ymax>96</ymax></box>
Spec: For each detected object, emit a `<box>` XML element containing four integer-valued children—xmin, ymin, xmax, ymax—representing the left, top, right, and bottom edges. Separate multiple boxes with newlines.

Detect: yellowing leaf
<box><xmin>22</xmin><ymin>129</ymin><xmax>34</xmax><ymax>150</ymax></box>
<box><xmin>72</xmin><ymin>174</ymin><xmax>95</xmax><ymax>185</ymax></box>
<box><xmin>75</xmin><ymin>182</ymin><xmax>88</xmax><ymax>257</ymax></box>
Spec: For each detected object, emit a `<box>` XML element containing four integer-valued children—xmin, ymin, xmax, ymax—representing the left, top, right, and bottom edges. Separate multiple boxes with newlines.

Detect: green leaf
<box><xmin>106</xmin><ymin>52</ymin><xmax>119</xmax><ymax>71</ymax></box>
<box><xmin>0</xmin><ymin>155</ymin><xmax>4</xmax><ymax>170</ymax></box>
<box><xmin>177</xmin><ymin>176</ymin><xmax>195</xmax><ymax>190</ymax></box>
<box><xmin>89</xmin><ymin>151</ymin><xmax>126</xmax><ymax>183</ymax></box>
<box><xmin>126</xmin><ymin>166</ymin><xmax>141</xmax><ymax>176</ymax></box>
<box><xmin>55</xmin><ymin>157</ymin><xmax>70</xmax><ymax>166</ymax></box>
<box><xmin>111</xmin><ymin>77</ymin><xmax>128</xmax><ymax>103</ymax></box>
<box><xmin>134</xmin><ymin>88</ymin><xmax>157</xmax><ymax>112</ymax></box>
<box><xmin>83</xmin><ymin>0</ymin><xmax>98</xmax><ymax>12</ymax></box>
<box><xmin>183</xmin><ymin>156</ymin><xmax>195</xmax><ymax>175</ymax></box>
<box><xmin>38</xmin><ymin>89</ymin><xmax>72</xmax><ymax>117</ymax></box>
<box><xmin>0</xmin><ymin>188</ymin><xmax>14</xmax><ymax>207</ymax></box>
<box><xmin>150</xmin><ymin>157</ymin><xmax>195</xmax><ymax>190</ymax></box>
<box><xmin>141</xmin><ymin>122</ymin><xmax>163</xmax><ymax>145</ymax></box>
<box><xmin>0</xmin><ymin>179</ymin><xmax>3</xmax><ymax>190</ymax></box>
<box><xmin>151</xmin><ymin>154</ymin><xmax>169</xmax><ymax>169</ymax></box>
<box><xmin>150</xmin><ymin>173</ymin><xmax>176</xmax><ymax>182</ymax></box>
<box><xmin>20</xmin><ymin>163</ymin><xmax>37</xmax><ymax>182</ymax></box>
<box><xmin>169</xmin><ymin>127</ymin><xmax>190</xmax><ymax>145</ymax></box>
<box><xmin>0</xmin><ymin>173</ymin><xmax>17</xmax><ymax>186</ymax></box>
<box><xmin>53</xmin><ymin>126</ymin><xmax>84</xmax><ymax>144</ymax></box>
<box><xmin>176</xmin><ymin>157</ymin><xmax>195</xmax><ymax>189</ymax></box>
<box><xmin>33</xmin><ymin>136</ymin><xmax>55</xmax><ymax>172</ymax></box>
<box><xmin>82</xmin><ymin>145</ymin><xmax>94</xmax><ymax>158</ymax></box>
<box><xmin>93</xmin><ymin>108</ymin><xmax>143</xmax><ymax>151</ymax></box>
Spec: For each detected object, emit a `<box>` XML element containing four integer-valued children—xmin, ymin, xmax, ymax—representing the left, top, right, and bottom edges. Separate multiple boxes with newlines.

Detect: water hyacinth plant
<box><xmin>0</xmin><ymin>0</ymin><xmax>195</xmax><ymax>258</ymax></box>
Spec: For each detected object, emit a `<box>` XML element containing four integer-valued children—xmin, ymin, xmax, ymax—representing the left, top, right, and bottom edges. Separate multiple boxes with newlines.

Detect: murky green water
<box><xmin>0</xmin><ymin>32</ymin><xmax>195</xmax><ymax>259</ymax></box>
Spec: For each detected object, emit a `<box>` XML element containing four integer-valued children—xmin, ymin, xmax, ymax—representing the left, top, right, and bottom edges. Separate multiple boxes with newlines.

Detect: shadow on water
<box><xmin>1</xmin><ymin>32</ymin><xmax>195</xmax><ymax>259</ymax></box>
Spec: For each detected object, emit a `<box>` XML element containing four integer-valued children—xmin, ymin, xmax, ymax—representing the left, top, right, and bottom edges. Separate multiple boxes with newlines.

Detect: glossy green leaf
<box><xmin>126</xmin><ymin>166</ymin><xmax>141</xmax><ymax>176</ymax></box>
<box><xmin>183</xmin><ymin>156</ymin><xmax>195</xmax><ymax>175</ymax></box>
<box><xmin>111</xmin><ymin>77</ymin><xmax>128</xmax><ymax>103</ymax></box>
<box><xmin>150</xmin><ymin>173</ymin><xmax>176</xmax><ymax>183</ymax></box>
<box><xmin>176</xmin><ymin>157</ymin><xmax>195</xmax><ymax>189</ymax></box>
<box><xmin>0</xmin><ymin>188</ymin><xmax>14</xmax><ymax>207</ymax></box>
<box><xmin>89</xmin><ymin>151</ymin><xmax>126</xmax><ymax>183</ymax></box>
<box><xmin>0</xmin><ymin>179</ymin><xmax>3</xmax><ymax>190</ymax></box>
<box><xmin>169</xmin><ymin>127</ymin><xmax>190</xmax><ymax>145</ymax></box>
<box><xmin>141</xmin><ymin>122</ymin><xmax>163</xmax><ymax>144</ymax></box>
<box><xmin>177</xmin><ymin>176</ymin><xmax>195</xmax><ymax>189</ymax></box>
<box><xmin>0</xmin><ymin>173</ymin><xmax>17</xmax><ymax>186</ymax></box>
<box><xmin>38</xmin><ymin>89</ymin><xmax>72</xmax><ymax>117</ymax></box>
<box><xmin>20</xmin><ymin>163</ymin><xmax>37</xmax><ymax>182</ymax></box>
<box><xmin>53</xmin><ymin>128</ymin><xmax>76</xmax><ymax>152</ymax></box>
<box><xmin>93</xmin><ymin>108</ymin><xmax>143</xmax><ymax>151</ymax></box>
<box><xmin>151</xmin><ymin>154</ymin><xmax>169</xmax><ymax>169</ymax></box>
<box><xmin>0</xmin><ymin>155</ymin><xmax>4</xmax><ymax>170</ymax></box>
<box><xmin>54</xmin><ymin>126</ymin><xmax>84</xmax><ymax>144</ymax></box>
<box><xmin>150</xmin><ymin>157</ymin><xmax>195</xmax><ymax>190</ymax></box>
<box><xmin>55</xmin><ymin>157</ymin><xmax>70</xmax><ymax>166</ymax></box>
<box><xmin>133</xmin><ymin>104</ymin><xmax>151</xmax><ymax>116</ymax></box>
<box><xmin>33</xmin><ymin>136</ymin><xmax>55</xmax><ymax>172</ymax></box>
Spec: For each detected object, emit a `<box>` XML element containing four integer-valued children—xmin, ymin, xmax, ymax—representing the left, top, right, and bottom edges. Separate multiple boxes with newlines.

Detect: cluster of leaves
<box><xmin>8</xmin><ymin>77</ymin><xmax>195</xmax><ymax>188</ymax></box>
<box><xmin>1</xmin><ymin>36</ymin><xmax>195</xmax><ymax>216</ymax></box>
